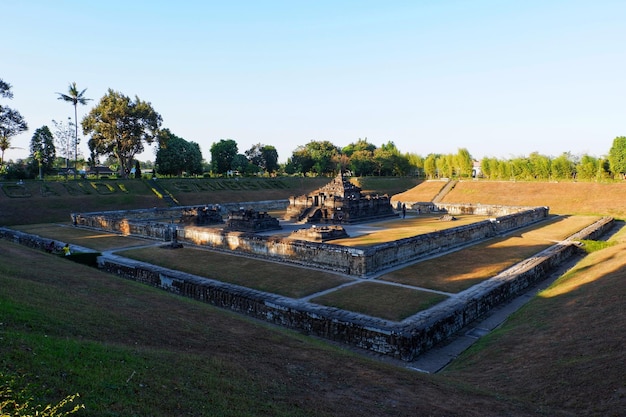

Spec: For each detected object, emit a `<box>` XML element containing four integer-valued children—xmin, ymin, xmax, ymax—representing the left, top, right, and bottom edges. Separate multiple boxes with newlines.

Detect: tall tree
<box><xmin>29</xmin><ymin>126</ymin><xmax>56</xmax><ymax>176</ymax></box>
<box><xmin>156</xmin><ymin>129</ymin><xmax>203</xmax><ymax>176</ymax></box>
<box><xmin>342</xmin><ymin>138</ymin><xmax>376</xmax><ymax>157</ymax></box>
<box><xmin>231</xmin><ymin>153</ymin><xmax>252</xmax><ymax>174</ymax></box>
<box><xmin>52</xmin><ymin>118</ymin><xmax>75</xmax><ymax>169</ymax></box>
<box><xmin>56</xmin><ymin>82</ymin><xmax>91</xmax><ymax>178</ymax></box>
<box><xmin>83</xmin><ymin>89</ymin><xmax>162</xmax><ymax>178</ymax></box>
<box><xmin>245</xmin><ymin>143</ymin><xmax>279</xmax><ymax>174</ymax></box>
<box><xmin>454</xmin><ymin>148</ymin><xmax>473</xmax><ymax>178</ymax></box>
<box><xmin>424</xmin><ymin>154</ymin><xmax>438</xmax><ymax>179</ymax></box>
<box><xmin>551</xmin><ymin>152</ymin><xmax>575</xmax><ymax>180</ymax></box>
<box><xmin>576</xmin><ymin>154</ymin><xmax>599</xmax><ymax>181</ymax></box>
<box><xmin>0</xmin><ymin>79</ymin><xmax>28</xmax><ymax>168</ymax></box>
<box><xmin>260</xmin><ymin>145</ymin><xmax>279</xmax><ymax>174</ymax></box>
<box><xmin>210</xmin><ymin>139</ymin><xmax>238</xmax><ymax>174</ymax></box>
<box><xmin>302</xmin><ymin>140</ymin><xmax>340</xmax><ymax>175</ymax></box>
<box><xmin>608</xmin><ymin>136</ymin><xmax>626</xmax><ymax>179</ymax></box>
<box><xmin>285</xmin><ymin>145</ymin><xmax>314</xmax><ymax>175</ymax></box>
<box><xmin>348</xmin><ymin>149</ymin><xmax>376</xmax><ymax>176</ymax></box>
<box><xmin>529</xmin><ymin>152</ymin><xmax>551</xmax><ymax>180</ymax></box>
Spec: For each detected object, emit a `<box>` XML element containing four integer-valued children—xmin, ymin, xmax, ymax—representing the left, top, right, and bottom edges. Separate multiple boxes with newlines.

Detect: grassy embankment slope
<box><xmin>1</xmin><ymin>178</ymin><xmax>624</xmax><ymax>416</ymax></box>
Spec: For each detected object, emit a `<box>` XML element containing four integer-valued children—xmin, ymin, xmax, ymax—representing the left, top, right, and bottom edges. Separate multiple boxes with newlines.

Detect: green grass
<box><xmin>3</xmin><ymin>239</ymin><xmax>536</xmax><ymax>417</ymax></box>
<box><xmin>2</xmin><ymin>179</ymin><xmax>625</xmax><ymax>416</ymax></box>
<box><xmin>310</xmin><ymin>282</ymin><xmax>447</xmax><ymax>321</ymax></box>
<box><xmin>0</xmin><ymin>243</ymin><xmax>329</xmax><ymax>416</ymax></box>
<box><xmin>120</xmin><ymin>246</ymin><xmax>351</xmax><ymax>298</ymax></box>
<box><xmin>579</xmin><ymin>239</ymin><xmax>616</xmax><ymax>253</ymax></box>
<box><xmin>380</xmin><ymin>215</ymin><xmax>601</xmax><ymax>293</ymax></box>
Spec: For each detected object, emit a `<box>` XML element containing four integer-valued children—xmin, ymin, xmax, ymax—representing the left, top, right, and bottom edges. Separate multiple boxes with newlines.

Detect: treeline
<box><xmin>4</xmin><ymin>78</ymin><xmax>626</xmax><ymax>181</ymax></box>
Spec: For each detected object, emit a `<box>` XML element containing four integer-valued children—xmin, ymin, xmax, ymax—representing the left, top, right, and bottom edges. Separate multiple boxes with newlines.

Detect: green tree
<box><xmin>156</xmin><ymin>129</ymin><xmax>203</xmax><ymax>176</ymax></box>
<box><xmin>305</xmin><ymin>140</ymin><xmax>340</xmax><ymax>175</ymax></box>
<box><xmin>29</xmin><ymin>126</ymin><xmax>56</xmax><ymax>176</ymax></box>
<box><xmin>575</xmin><ymin>154</ymin><xmax>598</xmax><ymax>181</ymax></box>
<box><xmin>454</xmin><ymin>148</ymin><xmax>473</xmax><ymax>178</ymax></box>
<box><xmin>348</xmin><ymin>149</ymin><xmax>376</xmax><ymax>176</ymax></box>
<box><xmin>56</xmin><ymin>82</ymin><xmax>91</xmax><ymax>178</ymax></box>
<box><xmin>52</xmin><ymin>118</ymin><xmax>75</xmax><ymax>169</ymax></box>
<box><xmin>551</xmin><ymin>152</ymin><xmax>575</xmax><ymax>180</ymax></box>
<box><xmin>528</xmin><ymin>152</ymin><xmax>551</xmax><ymax>180</ymax></box>
<box><xmin>509</xmin><ymin>157</ymin><xmax>531</xmax><ymax>180</ymax></box>
<box><xmin>83</xmin><ymin>89</ymin><xmax>162</xmax><ymax>178</ymax></box>
<box><xmin>407</xmin><ymin>153</ymin><xmax>424</xmax><ymax>177</ymax></box>
<box><xmin>210</xmin><ymin>139</ymin><xmax>238</xmax><ymax>174</ymax></box>
<box><xmin>231</xmin><ymin>153</ymin><xmax>255</xmax><ymax>174</ymax></box>
<box><xmin>424</xmin><ymin>154</ymin><xmax>438</xmax><ymax>179</ymax></box>
<box><xmin>245</xmin><ymin>143</ymin><xmax>279</xmax><ymax>173</ymax></box>
<box><xmin>342</xmin><ymin>138</ymin><xmax>376</xmax><ymax>157</ymax></box>
<box><xmin>608</xmin><ymin>136</ymin><xmax>626</xmax><ymax>178</ymax></box>
<box><xmin>285</xmin><ymin>145</ymin><xmax>314</xmax><ymax>175</ymax></box>
<box><xmin>373</xmin><ymin>141</ymin><xmax>410</xmax><ymax>176</ymax></box>
<box><xmin>373</xmin><ymin>147</ymin><xmax>395</xmax><ymax>176</ymax></box>
<box><xmin>0</xmin><ymin>79</ymin><xmax>28</xmax><ymax>168</ymax></box>
<box><xmin>436</xmin><ymin>154</ymin><xmax>454</xmax><ymax>178</ymax></box>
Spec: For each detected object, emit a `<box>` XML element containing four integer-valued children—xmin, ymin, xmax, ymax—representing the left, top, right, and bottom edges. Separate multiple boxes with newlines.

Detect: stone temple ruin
<box><xmin>284</xmin><ymin>172</ymin><xmax>397</xmax><ymax>224</ymax></box>
<box><xmin>23</xmin><ymin>176</ymin><xmax>611</xmax><ymax>363</ymax></box>
<box><xmin>225</xmin><ymin>208</ymin><xmax>281</xmax><ymax>232</ymax></box>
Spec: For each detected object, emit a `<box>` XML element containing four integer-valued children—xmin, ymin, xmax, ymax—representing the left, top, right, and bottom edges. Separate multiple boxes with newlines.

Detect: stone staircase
<box><xmin>432</xmin><ymin>180</ymin><xmax>458</xmax><ymax>203</ymax></box>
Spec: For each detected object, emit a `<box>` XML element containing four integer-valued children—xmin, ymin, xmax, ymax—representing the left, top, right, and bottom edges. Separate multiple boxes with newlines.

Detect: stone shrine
<box><xmin>290</xmin><ymin>225</ymin><xmax>349</xmax><ymax>242</ymax></box>
<box><xmin>225</xmin><ymin>208</ymin><xmax>281</xmax><ymax>232</ymax></box>
<box><xmin>180</xmin><ymin>205</ymin><xmax>224</xmax><ymax>225</ymax></box>
<box><xmin>284</xmin><ymin>172</ymin><xmax>397</xmax><ymax>224</ymax></box>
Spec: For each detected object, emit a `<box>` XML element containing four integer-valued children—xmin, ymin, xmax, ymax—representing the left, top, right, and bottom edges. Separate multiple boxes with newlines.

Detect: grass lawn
<box><xmin>2</xmin><ymin>179</ymin><xmax>625</xmax><ymax>416</ymax></box>
<box><xmin>380</xmin><ymin>215</ymin><xmax>601</xmax><ymax>293</ymax></box>
<box><xmin>1</xmin><ymin>239</ymin><xmax>534</xmax><ymax>417</ymax></box>
<box><xmin>120</xmin><ymin>246</ymin><xmax>351</xmax><ymax>298</ymax></box>
<box><xmin>332</xmin><ymin>214</ymin><xmax>489</xmax><ymax>247</ymax></box>
<box><xmin>310</xmin><ymin>282</ymin><xmax>447</xmax><ymax>321</ymax></box>
<box><xmin>443</xmin><ymin>224</ymin><xmax>626</xmax><ymax>415</ymax></box>
<box><xmin>12</xmin><ymin>223</ymin><xmax>150</xmax><ymax>251</ymax></box>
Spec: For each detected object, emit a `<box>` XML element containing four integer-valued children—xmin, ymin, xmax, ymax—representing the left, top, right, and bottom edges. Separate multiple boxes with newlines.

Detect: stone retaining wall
<box><xmin>72</xmin><ymin>203</ymin><xmax>549</xmax><ymax>277</ymax></box>
<box><xmin>0</xmin><ymin>216</ymin><xmax>614</xmax><ymax>361</ymax></box>
<box><xmin>95</xmin><ymin>216</ymin><xmax>615</xmax><ymax>360</ymax></box>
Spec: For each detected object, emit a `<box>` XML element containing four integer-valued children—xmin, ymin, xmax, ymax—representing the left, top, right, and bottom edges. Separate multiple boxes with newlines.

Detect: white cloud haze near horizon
<box><xmin>3</xmin><ymin>0</ymin><xmax>625</xmax><ymax>164</ymax></box>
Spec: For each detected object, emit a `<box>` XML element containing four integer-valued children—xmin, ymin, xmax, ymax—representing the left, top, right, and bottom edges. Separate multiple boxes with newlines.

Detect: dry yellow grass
<box><xmin>13</xmin><ymin>223</ymin><xmax>149</xmax><ymax>251</ymax></box>
<box><xmin>381</xmin><ymin>215</ymin><xmax>601</xmax><ymax>293</ymax></box>
<box><xmin>444</xmin><ymin>224</ymin><xmax>626</xmax><ymax>416</ymax></box>
<box><xmin>391</xmin><ymin>180</ymin><xmax>448</xmax><ymax>202</ymax></box>
<box><xmin>331</xmin><ymin>214</ymin><xmax>489</xmax><ymax>247</ymax></box>
<box><xmin>442</xmin><ymin>180</ymin><xmax>626</xmax><ymax>217</ymax></box>
<box><xmin>120</xmin><ymin>246</ymin><xmax>350</xmax><ymax>298</ymax></box>
<box><xmin>311</xmin><ymin>281</ymin><xmax>447</xmax><ymax>321</ymax></box>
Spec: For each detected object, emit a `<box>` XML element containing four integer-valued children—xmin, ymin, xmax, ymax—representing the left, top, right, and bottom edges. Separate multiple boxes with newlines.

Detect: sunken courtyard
<box><xmin>3</xmin><ymin>175</ymin><xmax>614</xmax><ymax>362</ymax></box>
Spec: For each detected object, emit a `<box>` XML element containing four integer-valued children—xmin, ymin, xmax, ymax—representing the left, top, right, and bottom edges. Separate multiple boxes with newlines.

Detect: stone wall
<box><xmin>72</xmin><ymin>203</ymin><xmax>549</xmax><ymax>277</ymax></box>
<box><xmin>0</xmin><ymin>216</ymin><xmax>615</xmax><ymax>361</ymax></box>
<box><xmin>96</xmin><ymin>216</ymin><xmax>613</xmax><ymax>361</ymax></box>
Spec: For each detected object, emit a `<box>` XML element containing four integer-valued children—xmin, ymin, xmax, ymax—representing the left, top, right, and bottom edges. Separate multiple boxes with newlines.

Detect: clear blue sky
<box><xmin>3</xmin><ymin>0</ymin><xmax>625</xmax><ymax>163</ymax></box>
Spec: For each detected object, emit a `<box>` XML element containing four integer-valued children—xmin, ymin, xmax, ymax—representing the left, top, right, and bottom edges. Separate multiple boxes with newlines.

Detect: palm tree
<box><xmin>56</xmin><ymin>82</ymin><xmax>90</xmax><ymax>178</ymax></box>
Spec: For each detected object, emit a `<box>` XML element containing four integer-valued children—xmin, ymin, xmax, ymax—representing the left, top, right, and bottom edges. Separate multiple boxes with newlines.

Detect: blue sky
<box><xmin>3</xmin><ymin>0</ymin><xmax>625</xmax><ymax>163</ymax></box>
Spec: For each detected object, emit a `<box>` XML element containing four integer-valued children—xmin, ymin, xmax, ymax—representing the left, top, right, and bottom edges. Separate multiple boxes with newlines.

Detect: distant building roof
<box><xmin>86</xmin><ymin>166</ymin><xmax>116</xmax><ymax>175</ymax></box>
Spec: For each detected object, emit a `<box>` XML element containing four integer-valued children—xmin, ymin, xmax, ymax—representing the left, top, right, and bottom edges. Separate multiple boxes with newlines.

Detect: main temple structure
<box><xmin>284</xmin><ymin>172</ymin><xmax>397</xmax><ymax>224</ymax></box>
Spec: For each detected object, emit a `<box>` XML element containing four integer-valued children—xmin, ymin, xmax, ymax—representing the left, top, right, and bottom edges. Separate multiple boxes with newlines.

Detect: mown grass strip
<box><xmin>311</xmin><ymin>282</ymin><xmax>447</xmax><ymax>321</ymax></box>
<box><xmin>120</xmin><ymin>246</ymin><xmax>351</xmax><ymax>298</ymax></box>
<box><xmin>381</xmin><ymin>215</ymin><xmax>601</xmax><ymax>293</ymax></box>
